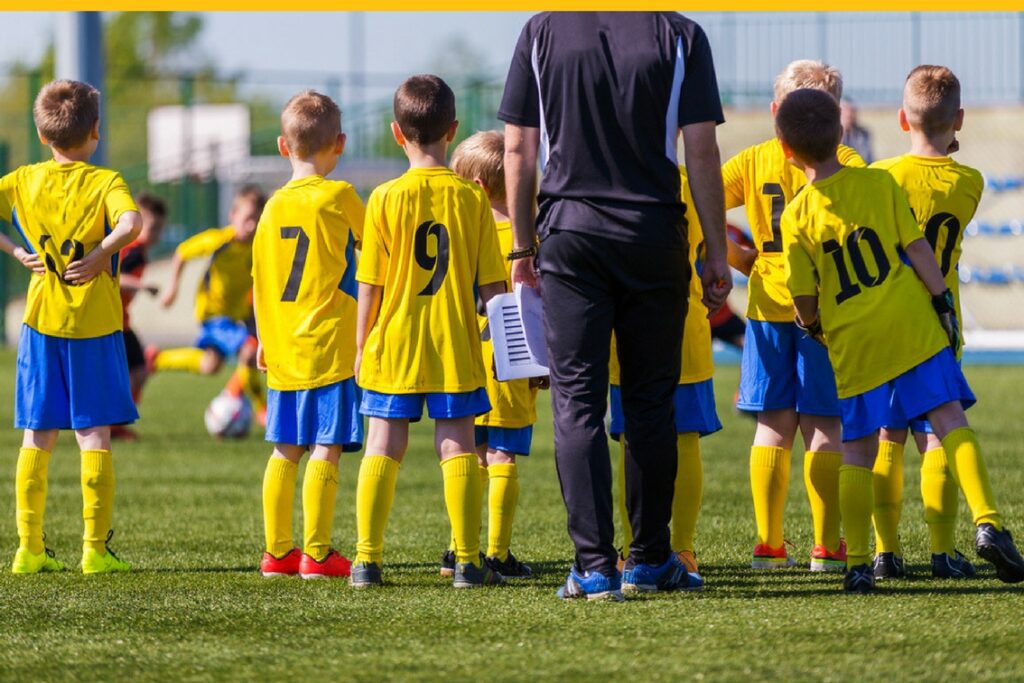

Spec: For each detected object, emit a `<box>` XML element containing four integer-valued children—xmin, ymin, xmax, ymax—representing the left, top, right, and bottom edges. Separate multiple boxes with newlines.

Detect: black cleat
<box><xmin>350</xmin><ymin>561</ymin><xmax>383</xmax><ymax>589</ymax></box>
<box><xmin>485</xmin><ymin>550</ymin><xmax>533</xmax><ymax>579</ymax></box>
<box><xmin>872</xmin><ymin>552</ymin><xmax>907</xmax><ymax>580</ymax></box>
<box><xmin>931</xmin><ymin>550</ymin><xmax>977</xmax><ymax>579</ymax></box>
<box><xmin>975</xmin><ymin>524</ymin><xmax>1024</xmax><ymax>584</ymax></box>
<box><xmin>844</xmin><ymin>563</ymin><xmax>876</xmax><ymax>593</ymax></box>
<box><xmin>439</xmin><ymin>549</ymin><xmax>456</xmax><ymax>578</ymax></box>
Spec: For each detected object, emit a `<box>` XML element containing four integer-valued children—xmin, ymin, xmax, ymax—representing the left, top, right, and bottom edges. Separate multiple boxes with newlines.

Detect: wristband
<box><xmin>507</xmin><ymin>245</ymin><xmax>538</xmax><ymax>261</ymax></box>
<box><xmin>932</xmin><ymin>289</ymin><xmax>955</xmax><ymax>315</ymax></box>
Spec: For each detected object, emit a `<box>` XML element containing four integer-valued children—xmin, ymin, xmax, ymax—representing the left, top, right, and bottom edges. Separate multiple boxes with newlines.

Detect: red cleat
<box><xmin>144</xmin><ymin>345</ymin><xmax>160</xmax><ymax>376</ymax></box>
<box><xmin>261</xmin><ymin>547</ymin><xmax>301</xmax><ymax>577</ymax></box>
<box><xmin>811</xmin><ymin>538</ymin><xmax>848</xmax><ymax>573</ymax></box>
<box><xmin>300</xmin><ymin>549</ymin><xmax>352</xmax><ymax>579</ymax></box>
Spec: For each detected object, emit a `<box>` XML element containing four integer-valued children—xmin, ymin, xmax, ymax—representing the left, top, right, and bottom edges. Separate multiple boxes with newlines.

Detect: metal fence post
<box><xmin>27</xmin><ymin>70</ymin><xmax>42</xmax><ymax>164</ymax></box>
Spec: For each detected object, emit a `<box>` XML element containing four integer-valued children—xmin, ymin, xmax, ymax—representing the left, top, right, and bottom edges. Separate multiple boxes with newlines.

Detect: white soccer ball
<box><xmin>204</xmin><ymin>393</ymin><xmax>252</xmax><ymax>439</ymax></box>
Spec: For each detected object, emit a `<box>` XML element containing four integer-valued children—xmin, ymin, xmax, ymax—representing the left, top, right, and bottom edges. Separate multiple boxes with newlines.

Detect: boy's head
<box><xmin>392</xmin><ymin>74</ymin><xmax>457</xmax><ymax>147</ymax></box>
<box><xmin>772</xmin><ymin>60</ymin><xmax>843</xmax><ymax>112</ymax></box>
<box><xmin>229</xmin><ymin>185</ymin><xmax>267</xmax><ymax>241</ymax></box>
<box><xmin>775</xmin><ymin>88</ymin><xmax>843</xmax><ymax>166</ymax></box>
<box><xmin>34</xmin><ymin>79</ymin><xmax>101</xmax><ymax>152</ymax></box>
<box><xmin>450</xmin><ymin>131</ymin><xmax>506</xmax><ymax>204</ymax></box>
<box><xmin>136</xmin><ymin>192</ymin><xmax>167</xmax><ymax>246</ymax></box>
<box><xmin>279</xmin><ymin>90</ymin><xmax>345</xmax><ymax>160</ymax></box>
<box><xmin>901</xmin><ymin>65</ymin><xmax>963</xmax><ymax>137</ymax></box>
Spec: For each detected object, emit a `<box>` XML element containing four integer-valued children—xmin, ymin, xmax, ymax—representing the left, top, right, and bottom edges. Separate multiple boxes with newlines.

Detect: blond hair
<box><xmin>33</xmin><ymin>79</ymin><xmax>100</xmax><ymax>150</ymax></box>
<box><xmin>774</xmin><ymin>60</ymin><xmax>843</xmax><ymax>104</ymax></box>
<box><xmin>281</xmin><ymin>90</ymin><xmax>341</xmax><ymax>158</ymax></box>
<box><xmin>450</xmin><ymin>131</ymin><xmax>505</xmax><ymax>202</ymax></box>
<box><xmin>903</xmin><ymin>65</ymin><xmax>961</xmax><ymax>136</ymax></box>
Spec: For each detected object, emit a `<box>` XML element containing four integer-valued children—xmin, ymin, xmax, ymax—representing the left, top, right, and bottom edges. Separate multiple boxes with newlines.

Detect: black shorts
<box><xmin>711</xmin><ymin>314</ymin><xmax>746</xmax><ymax>345</ymax></box>
<box><xmin>123</xmin><ymin>328</ymin><xmax>145</xmax><ymax>370</ymax></box>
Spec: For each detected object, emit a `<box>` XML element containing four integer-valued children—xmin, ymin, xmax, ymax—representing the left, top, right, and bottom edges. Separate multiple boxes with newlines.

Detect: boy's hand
<box><xmin>256</xmin><ymin>342</ymin><xmax>267</xmax><ymax>372</ymax></box>
<box><xmin>932</xmin><ymin>289</ymin><xmax>961</xmax><ymax>355</ymax></box>
<box><xmin>795</xmin><ymin>314</ymin><xmax>826</xmax><ymax>347</ymax></box>
<box><xmin>13</xmin><ymin>247</ymin><xmax>45</xmax><ymax>275</ymax></box>
<box><xmin>529</xmin><ymin>375</ymin><xmax>550</xmax><ymax>390</ymax></box>
<box><xmin>947</xmin><ymin>137</ymin><xmax>960</xmax><ymax>154</ymax></box>
<box><xmin>63</xmin><ymin>249</ymin><xmax>110</xmax><ymax>285</ymax></box>
<box><xmin>353</xmin><ymin>349</ymin><xmax>363</xmax><ymax>381</ymax></box>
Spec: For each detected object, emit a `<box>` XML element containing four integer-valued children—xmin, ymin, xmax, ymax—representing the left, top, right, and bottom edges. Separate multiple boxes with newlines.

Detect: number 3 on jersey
<box><xmin>415</xmin><ymin>220</ymin><xmax>449</xmax><ymax>296</ymax></box>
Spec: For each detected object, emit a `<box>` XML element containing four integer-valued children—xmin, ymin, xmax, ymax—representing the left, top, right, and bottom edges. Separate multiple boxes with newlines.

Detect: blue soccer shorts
<box><xmin>360</xmin><ymin>387</ymin><xmax>491</xmax><ymax>422</ymax></box>
<box><xmin>475</xmin><ymin>425</ymin><xmax>534</xmax><ymax>456</ymax></box>
<box><xmin>266</xmin><ymin>377</ymin><xmax>363</xmax><ymax>450</ymax></box>
<box><xmin>609</xmin><ymin>379</ymin><xmax>721</xmax><ymax>439</ymax></box>
<box><xmin>195</xmin><ymin>316</ymin><xmax>250</xmax><ymax>358</ymax></box>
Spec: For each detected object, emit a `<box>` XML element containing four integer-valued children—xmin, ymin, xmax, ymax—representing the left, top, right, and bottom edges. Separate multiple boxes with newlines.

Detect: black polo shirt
<box><xmin>498</xmin><ymin>12</ymin><xmax>724</xmax><ymax>248</ymax></box>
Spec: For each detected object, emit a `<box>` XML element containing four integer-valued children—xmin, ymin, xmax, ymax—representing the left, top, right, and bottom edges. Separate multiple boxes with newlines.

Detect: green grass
<box><xmin>1</xmin><ymin>350</ymin><xmax>1023</xmax><ymax>681</ymax></box>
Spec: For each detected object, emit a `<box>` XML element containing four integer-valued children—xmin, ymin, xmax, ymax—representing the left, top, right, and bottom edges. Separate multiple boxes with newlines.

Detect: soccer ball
<box><xmin>204</xmin><ymin>393</ymin><xmax>252</xmax><ymax>439</ymax></box>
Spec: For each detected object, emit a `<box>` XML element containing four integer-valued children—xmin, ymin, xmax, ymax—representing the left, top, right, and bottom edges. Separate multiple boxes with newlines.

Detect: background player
<box><xmin>1</xmin><ymin>80</ymin><xmax>141</xmax><ymax>575</ymax></box>
<box><xmin>351</xmin><ymin>75</ymin><xmax>508</xmax><ymax>589</ymax></box>
<box><xmin>255</xmin><ymin>91</ymin><xmax>365</xmax><ymax>580</ymax></box>
<box><xmin>869</xmin><ymin>65</ymin><xmax>984</xmax><ymax>580</ymax></box>
<box><xmin>778</xmin><ymin>87</ymin><xmax>1024</xmax><ymax>592</ymax></box>
<box><xmin>722</xmin><ymin>60</ymin><xmax>862</xmax><ymax>571</ymax></box>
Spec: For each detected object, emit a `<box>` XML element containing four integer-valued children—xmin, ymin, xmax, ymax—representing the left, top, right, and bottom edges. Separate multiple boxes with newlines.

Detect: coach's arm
<box><xmin>505</xmin><ymin>123</ymin><xmax>540</xmax><ymax>289</ymax></box>
<box><xmin>683</xmin><ymin>121</ymin><xmax>732</xmax><ymax>315</ymax></box>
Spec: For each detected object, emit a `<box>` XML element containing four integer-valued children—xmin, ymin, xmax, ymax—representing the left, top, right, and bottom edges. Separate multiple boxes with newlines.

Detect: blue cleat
<box><xmin>843</xmin><ymin>563</ymin><xmax>875</xmax><ymax>593</ymax></box>
<box><xmin>556</xmin><ymin>565</ymin><xmax>624</xmax><ymax>602</ymax></box>
<box><xmin>872</xmin><ymin>552</ymin><xmax>907</xmax><ymax>580</ymax></box>
<box><xmin>931</xmin><ymin>551</ymin><xmax>977</xmax><ymax>579</ymax></box>
<box><xmin>622</xmin><ymin>553</ymin><xmax>704</xmax><ymax>594</ymax></box>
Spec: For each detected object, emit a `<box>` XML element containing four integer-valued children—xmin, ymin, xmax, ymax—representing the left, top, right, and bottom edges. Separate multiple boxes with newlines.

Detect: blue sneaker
<box><xmin>931</xmin><ymin>551</ymin><xmax>977</xmax><ymax>579</ymax></box>
<box><xmin>622</xmin><ymin>554</ymin><xmax>704</xmax><ymax>593</ymax></box>
<box><xmin>843</xmin><ymin>563</ymin><xmax>875</xmax><ymax>594</ymax></box>
<box><xmin>556</xmin><ymin>565</ymin><xmax>624</xmax><ymax>602</ymax></box>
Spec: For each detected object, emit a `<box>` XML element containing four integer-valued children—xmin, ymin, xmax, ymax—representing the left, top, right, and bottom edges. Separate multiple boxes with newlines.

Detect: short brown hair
<box><xmin>33</xmin><ymin>79</ymin><xmax>100</xmax><ymax>150</ymax></box>
<box><xmin>234</xmin><ymin>184</ymin><xmax>267</xmax><ymax>214</ymax></box>
<box><xmin>450</xmin><ymin>131</ymin><xmax>505</xmax><ymax>202</ymax></box>
<box><xmin>903</xmin><ymin>65</ymin><xmax>961</xmax><ymax>136</ymax></box>
<box><xmin>136</xmin><ymin>192</ymin><xmax>167</xmax><ymax>218</ymax></box>
<box><xmin>394</xmin><ymin>75</ymin><xmax>456</xmax><ymax>146</ymax></box>
<box><xmin>775</xmin><ymin>88</ymin><xmax>843</xmax><ymax>163</ymax></box>
<box><xmin>774</xmin><ymin>60</ymin><xmax>843</xmax><ymax>104</ymax></box>
<box><xmin>281</xmin><ymin>90</ymin><xmax>341</xmax><ymax>158</ymax></box>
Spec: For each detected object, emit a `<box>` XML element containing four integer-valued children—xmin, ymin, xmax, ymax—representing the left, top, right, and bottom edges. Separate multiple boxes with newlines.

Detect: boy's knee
<box><xmin>199</xmin><ymin>351</ymin><xmax>224</xmax><ymax>375</ymax></box>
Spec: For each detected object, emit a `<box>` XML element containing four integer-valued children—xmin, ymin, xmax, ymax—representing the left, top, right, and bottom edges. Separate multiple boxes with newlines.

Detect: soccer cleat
<box><xmin>260</xmin><ymin>548</ymin><xmax>301</xmax><ymax>577</ymax></box>
<box><xmin>975</xmin><ymin>523</ymin><xmax>1024</xmax><ymax>584</ymax></box>
<box><xmin>453</xmin><ymin>561</ymin><xmax>504</xmax><ymax>588</ymax></box>
<box><xmin>872</xmin><ymin>552</ymin><xmax>907</xmax><ymax>580</ymax></box>
<box><xmin>11</xmin><ymin>545</ymin><xmax>65</xmax><ymax>575</ymax></box>
<box><xmin>439</xmin><ymin>549</ymin><xmax>456</xmax><ymax>578</ymax></box>
<box><xmin>349</xmin><ymin>561</ymin><xmax>383</xmax><ymax>589</ymax></box>
<box><xmin>556</xmin><ymin>565</ymin><xmax>624</xmax><ymax>602</ymax></box>
<box><xmin>81</xmin><ymin>530</ymin><xmax>131</xmax><ymax>575</ymax></box>
<box><xmin>751</xmin><ymin>542</ymin><xmax>797</xmax><ymax>569</ymax></box>
<box><xmin>300</xmin><ymin>549</ymin><xmax>351</xmax><ymax>579</ymax></box>
<box><xmin>931</xmin><ymin>550</ymin><xmax>977</xmax><ymax>579</ymax></box>
<box><xmin>677</xmin><ymin>550</ymin><xmax>699</xmax><ymax>574</ymax></box>
<box><xmin>144</xmin><ymin>345</ymin><xmax>160</xmax><ymax>375</ymax></box>
<box><xmin>485</xmin><ymin>550</ymin><xmax>533</xmax><ymax>579</ymax></box>
<box><xmin>622</xmin><ymin>554</ymin><xmax>704</xmax><ymax>593</ymax></box>
<box><xmin>810</xmin><ymin>539</ymin><xmax>847</xmax><ymax>573</ymax></box>
<box><xmin>843</xmin><ymin>563</ymin><xmax>875</xmax><ymax>593</ymax></box>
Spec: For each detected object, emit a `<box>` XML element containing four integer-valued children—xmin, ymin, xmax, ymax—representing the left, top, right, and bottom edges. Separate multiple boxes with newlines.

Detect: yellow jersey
<box><xmin>252</xmin><ymin>176</ymin><xmax>365</xmax><ymax>391</ymax></box>
<box><xmin>610</xmin><ymin>167</ymin><xmax>713</xmax><ymax>386</ymax></box>
<box><xmin>870</xmin><ymin>154</ymin><xmax>982</xmax><ymax>352</ymax></box>
<box><xmin>356</xmin><ymin>167</ymin><xmax>507</xmax><ymax>394</ymax></box>
<box><xmin>477</xmin><ymin>220</ymin><xmax>538</xmax><ymax>429</ymax></box>
<box><xmin>176</xmin><ymin>226</ymin><xmax>254</xmax><ymax>322</ymax></box>
<box><xmin>783</xmin><ymin>167</ymin><xmax>949</xmax><ymax>398</ymax></box>
<box><xmin>722</xmin><ymin>139</ymin><xmax>864</xmax><ymax>322</ymax></box>
<box><xmin>0</xmin><ymin>160</ymin><xmax>137</xmax><ymax>339</ymax></box>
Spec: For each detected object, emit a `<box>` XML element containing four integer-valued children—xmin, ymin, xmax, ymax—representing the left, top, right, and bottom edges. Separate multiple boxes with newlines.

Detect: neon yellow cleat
<box><xmin>12</xmin><ymin>546</ymin><xmax>66</xmax><ymax>574</ymax></box>
<box><xmin>81</xmin><ymin>530</ymin><xmax>131</xmax><ymax>575</ymax></box>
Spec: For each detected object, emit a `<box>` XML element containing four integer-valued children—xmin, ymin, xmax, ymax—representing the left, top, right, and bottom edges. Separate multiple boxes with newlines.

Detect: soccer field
<box><xmin>1</xmin><ymin>351</ymin><xmax>1023</xmax><ymax>681</ymax></box>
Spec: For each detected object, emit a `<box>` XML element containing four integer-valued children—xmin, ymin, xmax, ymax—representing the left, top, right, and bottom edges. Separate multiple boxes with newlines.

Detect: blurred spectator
<box><xmin>841</xmin><ymin>99</ymin><xmax>873</xmax><ymax>164</ymax></box>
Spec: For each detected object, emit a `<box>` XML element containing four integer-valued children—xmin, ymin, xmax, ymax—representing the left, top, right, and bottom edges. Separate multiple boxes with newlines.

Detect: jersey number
<box><xmin>280</xmin><ymin>226</ymin><xmax>309</xmax><ymax>302</ymax></box>
<box><xmin>414</xmin><ymin>220</ymin><xmax>450</xmax><ymax>296</ymax></box>
<box><xmin>38</xmin><ymin>234</ymin><xmax>85</xmax><ymax>277</ymax></box>
<box><xmin>924</xmin><ymin>212</ymin><xmax>960</xmax><ymax>277</ymax></box>
<box><xmin>822</xmin><ymin>227</ymin><xmax>892</xmax><ymax>304</ymax></box>
<box><xmin>761</xmin><ymin>183</ymin><xmax>785</xmax><ymax>253</ymax></box>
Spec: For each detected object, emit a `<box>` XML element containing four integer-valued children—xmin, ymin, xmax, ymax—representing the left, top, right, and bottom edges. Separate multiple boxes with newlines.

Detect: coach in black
<box><xmin>499</xmin><ymin>12</ymin><xmax>731</xmax><ymax>598</ymax></box>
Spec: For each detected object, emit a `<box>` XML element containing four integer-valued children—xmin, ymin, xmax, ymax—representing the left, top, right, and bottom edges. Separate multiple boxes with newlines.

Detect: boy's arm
<box><xmin>158</xmin><ymin>252</ymin><xmax>186</xmax><ymax>308</ymax></box>
<box><xmin>726</xmin><ymin>237</ymin><xmax>757</xmax><ymax>276</ymax></box>
<box><xmin>64</xmin><ymin>210</ymin><xmax>143</xmax><ymax>285</ymax></box>
<box><xmin>355</xmin><ymin>282</ymin><xmax>383</xmax><ymax>379</ymax></box>
<box><xmin>119</xmin><ymin>273</ymin><xmax>158</xmax><ymax>296</ymax></box>
<box><xmin>478</xmin><ymin>281</ymin><xmax>506</xmax><ymax>310</ymax></box>
<box><xmin>905</xmin><ymin>237</ymin><xmax>961</xmax><ymax>354</ymax></box>
<box><xmin>0</xmin><ymin>232</ymin><xmax>44</xmax><ymax>275</ymax></box>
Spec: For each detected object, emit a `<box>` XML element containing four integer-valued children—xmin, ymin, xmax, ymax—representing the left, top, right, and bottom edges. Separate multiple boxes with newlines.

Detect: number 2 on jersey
<box><xmin>280</xmin><ymin>226</ymin><xmax>309</xmax><ymax>302</ymax></box>
<box><xmin>415</xmin><ymin>220</ymin><xmax>450</xmax><ymax>296</ymax></box>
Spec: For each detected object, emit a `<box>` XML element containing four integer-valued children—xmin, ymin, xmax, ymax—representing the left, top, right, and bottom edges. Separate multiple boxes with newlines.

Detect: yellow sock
<box><xmin>671</xmin><ymin>433</ymin><xmax>703</xmax><ymax>553</ymax></box>
<box><xmin>302</xmin><ymin>459</ymin><xmax>339</xmax><ymax>562</ymax></box>
<box><xmin>450</xmin><ymin>464</ymin><xmax>487</xmax><ymax>552</ymax></box>
<box><xmin>16</xmin><ymin>447</ymin><xmax>50</xmax><ymax>554</ymax></box>
<box><xmin>871</xmin><ymin>441</ymin><xmax>904</xmax><ymax>554</ymax></box>
<box><xmin>441</xmin><ymin>453</ymin><xmax>483</xmax><ymax>566</ymax></box>
<box><xmin>942</xmin><ymin>427</ymin><xmax>1001</xmax><ymax>529</ymax></box>
<box><xmin>750</xmin><ymin>445</ymin><xmax>790</xmax><ymax>548</ymax></box>
<box><xmin>262</xmin><ymin>457</ymin><xmax>298</xmax><ymax>557</ymax></box>
<box><xmin>81</xmin><ymin>450</ymin><xmax>115</xmax><ymax>553</ymax></box>
<box><xmin>355</xmin><ymin>455</ymin><xmax>400</xmax><ymax>565</ymax></box>
<box><xmin>154</xmin><ymin>347</ymin><xmax>205</xmax><ymax>373</ymax></box>
<box><xmin>839</xmin><ymin>464</ymin><xmax>874</xmax><ymax>567</ymax></box>
<box><xmin>921</xmin><ymin>447</ymin><xmax>958</xmax><ymax>555</ymax></box>
<box><xmin>486</xmin><ymin>463</ymin><xmax>519</xmax><ymax>560</ymax></box>
<box><xmin>804</xmin><ymin>450</ymin><xmax>842</xmax><ymax>552</ymax></box>
<box><xmin>617</xmin><ymin>437</ymin><xmax>633</xmax><ymax>554</ymax></box>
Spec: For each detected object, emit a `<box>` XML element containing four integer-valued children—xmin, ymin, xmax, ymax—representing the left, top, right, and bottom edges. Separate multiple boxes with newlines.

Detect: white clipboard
<box><xmin>486</xmin><ymin>283</ymin><xmax>549</xmax><ymax>381</ymax></box>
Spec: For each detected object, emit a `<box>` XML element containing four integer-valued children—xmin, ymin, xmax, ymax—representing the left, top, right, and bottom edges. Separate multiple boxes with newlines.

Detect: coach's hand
<box><xmin>13</xmin><ymin>247</ymin><xmax>45</xmax><ymax>275</ymax></box>
<box><xmin>511</xmin><ymin>255</ymin><xmax>539</xmax><ymax>290</ymax></box>
<box><xmin>700</xmin><ymin>254</ymin><xmax>732</xmax><ymax>315</ymax></box>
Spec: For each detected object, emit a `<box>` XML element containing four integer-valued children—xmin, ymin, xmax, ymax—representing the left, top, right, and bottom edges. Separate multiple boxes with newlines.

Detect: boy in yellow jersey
<box><xmin>722</xmin><ymin>60</ymin><xmax>863</xmax><ymax>571</ymax></box>
<box><xmin>446</xmin><ymin>130</ymin><xmax>542</xmax><ymax>580</ymax></box>
<box><xmin>611</xmin><ymin>167</ymin><xmax>718</xmax><ymax>589</ymax></box>
<box><xmin>0</xmin><ymin>80</ymin><xmax>142</xmax><ymax>574</ymax></box>
<box><xmin>253</xmin><ymin>91</ymin><xmax>364</xmax><ymax>580</ymax></box>
<box><xmin>152</xmin><ymin>186</ymin><xmax>268</xmax><ymax>423</ymax></box>
<box><xmin>352</xmin><ymin>75</ymin><xmax>508</xmax><ymax>589</ymax></box>
<box><xmin>868</xmin><ymin>66</ymin><xmax>984</xmax><ymax>581</ymax></box>
<box><xmin>778</xmin><ymin>88</ymin><xmax>1024</xmax><ymax>593</ymax></box>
